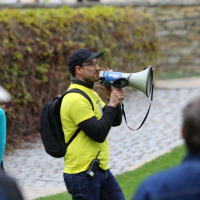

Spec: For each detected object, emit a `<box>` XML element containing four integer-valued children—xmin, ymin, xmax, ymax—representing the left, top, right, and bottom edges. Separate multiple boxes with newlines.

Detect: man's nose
<box><xmin>95</xmin><ymin>65</ymin><xmax>100</xmax><ymax>70</ymax></box>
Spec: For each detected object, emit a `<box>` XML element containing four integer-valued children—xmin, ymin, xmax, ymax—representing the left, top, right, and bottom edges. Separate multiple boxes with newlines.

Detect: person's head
<box><xmin>67</xmin><ymin>48</ymin><xmax>104</xmax><ymax>83</ymax></box>
<box><xmin>0</xmin><ymin>85</ymin><xmax>11</xmax><ymax>103</ymax></box>
<box><xmin>182</xmin><ymin>96</ymin><xmax>200</xmax><ymax>154</ymax></box>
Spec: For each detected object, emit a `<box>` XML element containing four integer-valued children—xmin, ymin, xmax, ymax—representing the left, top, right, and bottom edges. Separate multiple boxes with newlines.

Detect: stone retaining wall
<box><xmin>155</xmin><ymin>17</ymin><xmax>200</xmax><ymax>75</ymax></box>
<box><xmin>133</xmin><ymin>6</ymin><xmax>200</xmax><ymax>20</ymax></box>
<box><xmin>133</xmin><ymin>6</ymin><xmax>200</xmax><ymax>75</ymax></box>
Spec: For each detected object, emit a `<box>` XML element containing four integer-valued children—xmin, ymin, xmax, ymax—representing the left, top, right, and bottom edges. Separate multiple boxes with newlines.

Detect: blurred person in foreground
<box><xmin>133</xmin><ymin>96</ymin><xmax>200</xmax><ymax>200</ymax></box>
<box><xmin>0</xmin><ymin>85</ymin><xmax>11</xmax><ymax>170</ymax></box>
<box><xmin>61</xmin><ymin>48</ymin><xmax>125</xmax><ymax>200</ymax></box>
<box><xmin>0</xmin><ymin>85</ymin><xmax>24</xmax><ymax>200</ymax></box>
<box><xmin>0</xmin><ymin>106</ymin><xmax>6</xmax><ymax>171</ymax></box>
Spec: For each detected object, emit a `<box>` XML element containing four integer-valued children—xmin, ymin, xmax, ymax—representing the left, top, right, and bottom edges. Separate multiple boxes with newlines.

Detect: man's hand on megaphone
<box><xmin>108</xmin><ymin>88</ymin><xmax>124</xmax><ymax>108</ymax></box>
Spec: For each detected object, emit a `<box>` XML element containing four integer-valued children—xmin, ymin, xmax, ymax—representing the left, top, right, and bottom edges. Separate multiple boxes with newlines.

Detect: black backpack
<box><xmin>39</xmin><ymin>89</ymin><xmax>94</xmax><ymax>158</ymax></box>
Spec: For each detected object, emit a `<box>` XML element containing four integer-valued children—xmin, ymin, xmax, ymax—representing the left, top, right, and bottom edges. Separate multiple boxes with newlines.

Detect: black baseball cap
<box><xmin>67</xmin><ymin>48</ymin><xmax>104</xmax><ymax>74</ymax></box>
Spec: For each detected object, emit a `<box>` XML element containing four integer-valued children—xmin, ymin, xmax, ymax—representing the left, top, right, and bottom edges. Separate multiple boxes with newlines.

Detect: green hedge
<box><xmin>0</xmin><ymin>6</ymin><xmax>159</xmax><ymax>148</ymax></box>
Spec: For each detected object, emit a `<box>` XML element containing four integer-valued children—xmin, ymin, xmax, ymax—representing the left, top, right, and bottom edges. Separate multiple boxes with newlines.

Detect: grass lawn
<box><xmin>35</xmin><ymin>145</ymin><xmax>185</xmax><ymax>200</ymax></box>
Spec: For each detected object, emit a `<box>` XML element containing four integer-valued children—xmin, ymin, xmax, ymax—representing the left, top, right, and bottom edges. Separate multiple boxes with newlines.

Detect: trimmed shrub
<box><xmin>0</xmin><ymin>6</ymin><xmax>159</xmax><ymax>148</ymax></box>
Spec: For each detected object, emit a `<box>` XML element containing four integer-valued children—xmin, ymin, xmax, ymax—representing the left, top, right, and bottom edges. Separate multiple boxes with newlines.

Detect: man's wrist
<box><xmin>108</xmin><ymin>102</ymin><xmax>116</xmax><ymax>108</ymax></box>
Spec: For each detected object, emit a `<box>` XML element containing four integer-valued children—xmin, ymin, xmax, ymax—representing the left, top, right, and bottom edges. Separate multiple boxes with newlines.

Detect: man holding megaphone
<box><xmin>62</xmin><ymin>48</ymin><xmax>126</xmax><ymax>200</ymax></box>
<box><xmin>62</xmin><ymin>48</ymin><xmax>153</xmax><ymax>200</ymax></box>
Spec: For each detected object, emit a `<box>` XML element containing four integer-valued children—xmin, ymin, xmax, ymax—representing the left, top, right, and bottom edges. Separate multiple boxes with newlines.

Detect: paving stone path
<box><xmin>3</xmin><ymin>77</ymin><xmax>200</xmax><ymax>200</ymax></box>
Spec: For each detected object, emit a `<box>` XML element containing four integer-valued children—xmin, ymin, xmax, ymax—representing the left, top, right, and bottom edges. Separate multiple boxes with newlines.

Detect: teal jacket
<box><xmin>0</xmin><ymin>108</ymin><xmax>6</xmax><ymax>163</ymax></box>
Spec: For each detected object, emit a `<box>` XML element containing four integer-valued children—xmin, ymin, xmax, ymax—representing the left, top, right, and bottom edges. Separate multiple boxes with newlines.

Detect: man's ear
<box><xmin>181</xmin><ymin>127</ymin><xmax>185</xmax><ymax>140</ymax></box>
<box><xmin>75</xmin><ymin>66</ymin><xmax>82</xmax><ymax>75</ymax></box>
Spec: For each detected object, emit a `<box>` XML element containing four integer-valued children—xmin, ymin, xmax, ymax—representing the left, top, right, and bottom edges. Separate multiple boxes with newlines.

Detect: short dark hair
<box><xmin>182</xmin><ymin>96</ymin><xmax>200</xmax><ymax>154</ymax></box>
<box><xmin>71</xmin><ymin>69</ymin><xmax>76</xmax><ymax>77</ymax></box>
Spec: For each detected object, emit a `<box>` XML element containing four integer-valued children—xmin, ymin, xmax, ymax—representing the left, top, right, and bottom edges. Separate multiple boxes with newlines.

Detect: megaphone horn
<box><xmin>99</xmin><ymin>66</ymin><xmax>153</xmax><ymax>97</ymax></box>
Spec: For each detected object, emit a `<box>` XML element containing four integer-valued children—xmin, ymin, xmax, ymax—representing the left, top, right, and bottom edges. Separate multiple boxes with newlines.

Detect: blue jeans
<box><xmin>63</xmin><ymin>168</ymin><xmax>125</xmax><ymax>200</ymax></box>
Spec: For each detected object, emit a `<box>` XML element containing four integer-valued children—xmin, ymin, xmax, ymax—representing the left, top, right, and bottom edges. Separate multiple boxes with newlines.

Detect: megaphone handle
<box><xmin>121</xmin><ymin>84</ymin><xmax>154</xmax><ymax>131</ymax></box>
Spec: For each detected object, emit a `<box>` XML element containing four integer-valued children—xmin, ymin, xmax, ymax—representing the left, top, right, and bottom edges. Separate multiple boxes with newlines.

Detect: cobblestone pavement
<box><xmin>3</xmin><ymin>77</ymin><xmax>200</xmax><ymax>200</ymax></box>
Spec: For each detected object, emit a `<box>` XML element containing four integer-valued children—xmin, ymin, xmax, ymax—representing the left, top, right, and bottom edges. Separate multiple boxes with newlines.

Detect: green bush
<box><xmin>0</xmin><ymin>6</ymin><xmax>159</xmax><ymax>148</ymax></box>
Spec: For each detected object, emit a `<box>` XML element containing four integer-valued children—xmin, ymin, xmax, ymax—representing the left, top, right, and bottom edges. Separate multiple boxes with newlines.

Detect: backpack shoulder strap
<box><xmin>60</xmin><ymin>88</ymin><xmax>94</xmax><ymax>147</ymax></box>
<box><xmin>61</xmin><ymin>88</ymin><xmax>94</xmax><ymax>111</ymax></box>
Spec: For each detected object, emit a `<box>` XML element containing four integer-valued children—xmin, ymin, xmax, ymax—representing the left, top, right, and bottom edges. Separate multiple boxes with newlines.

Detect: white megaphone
<box><xmin>99</xmin><ymin>66</ymin><xmax>153</xmax><ymax>97</ymax></box>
